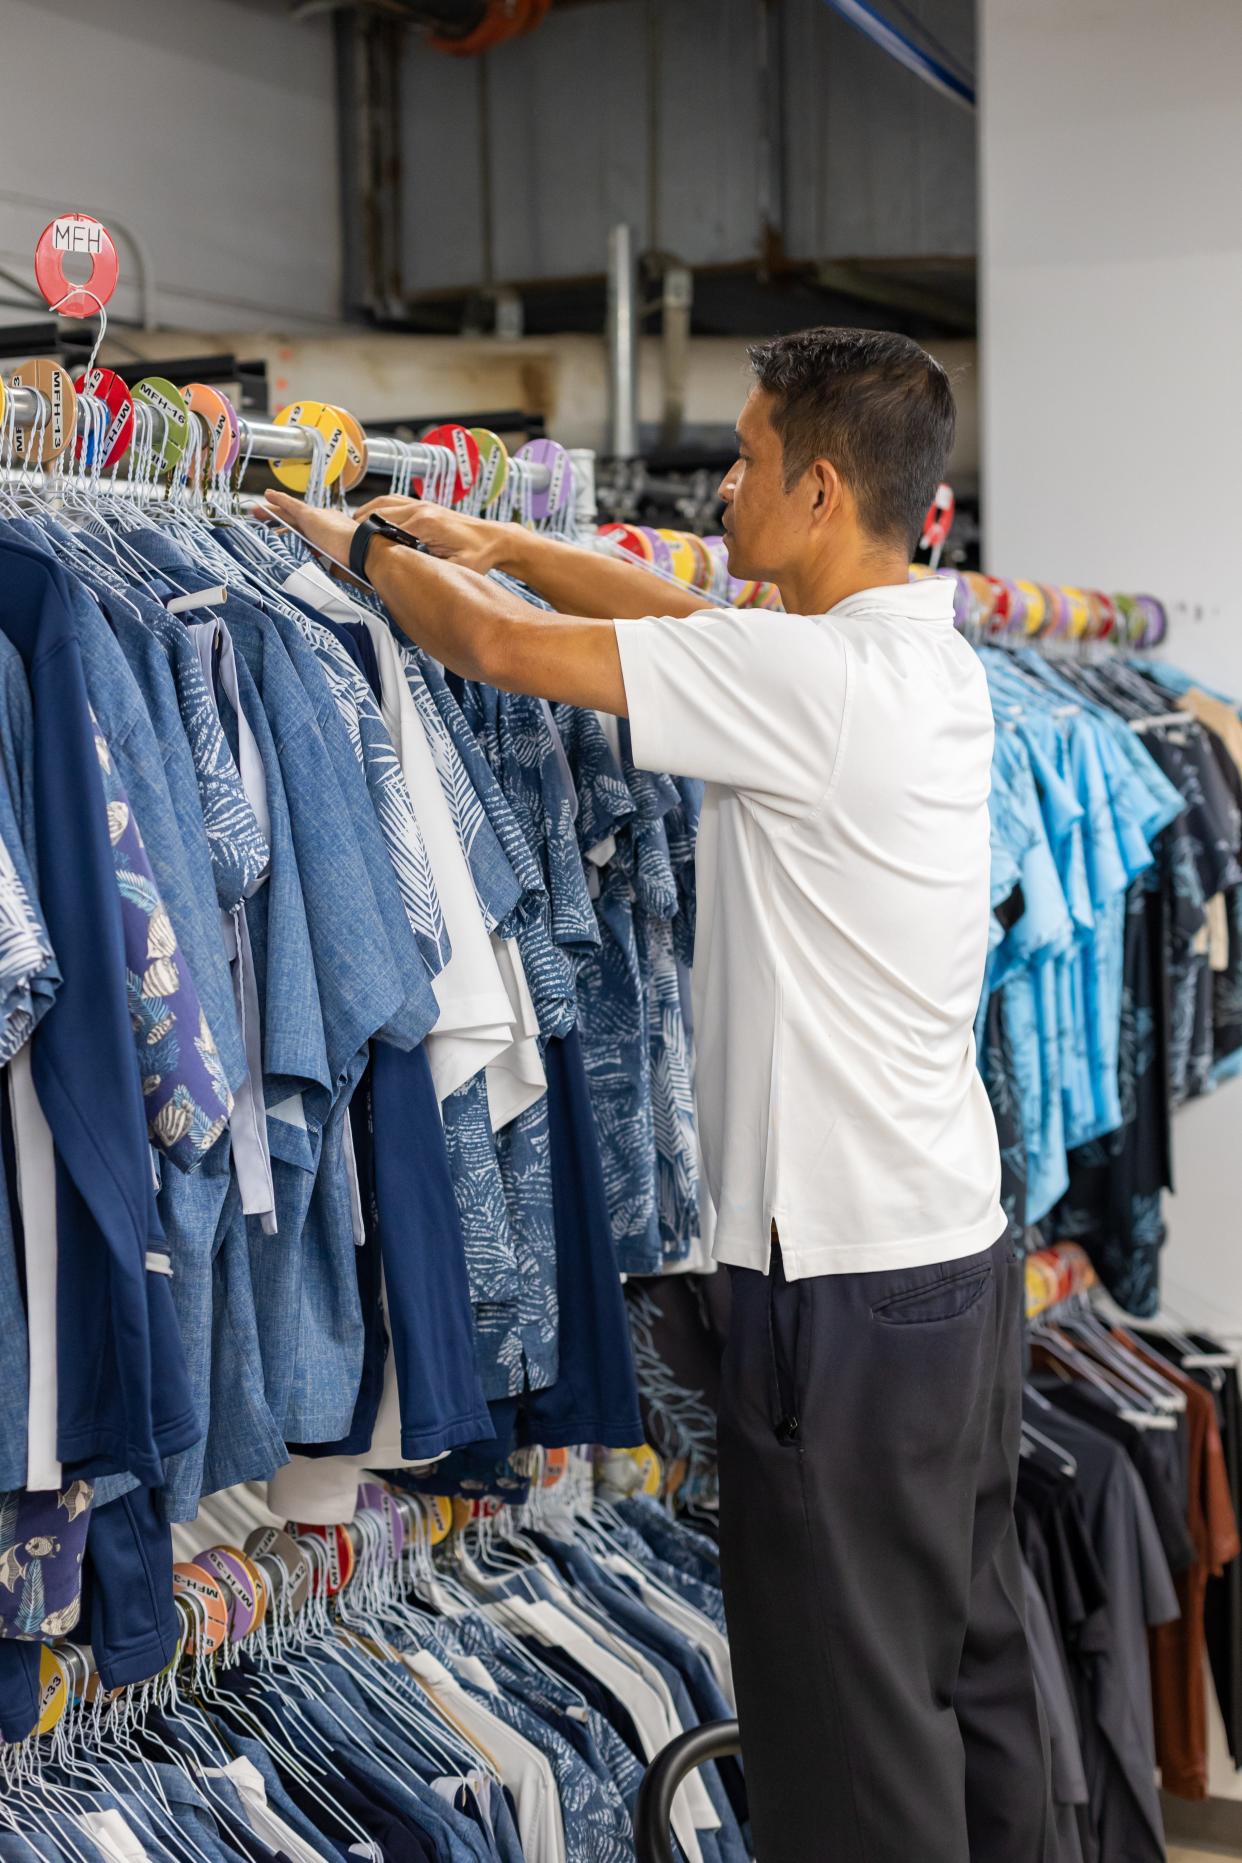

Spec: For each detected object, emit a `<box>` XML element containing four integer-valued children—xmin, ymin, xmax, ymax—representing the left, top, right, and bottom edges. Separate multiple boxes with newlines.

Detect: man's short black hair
<box><xmin>747</xmin><ymin>327</ymin><xmax>956</xmax><ymax>556</ymax></box>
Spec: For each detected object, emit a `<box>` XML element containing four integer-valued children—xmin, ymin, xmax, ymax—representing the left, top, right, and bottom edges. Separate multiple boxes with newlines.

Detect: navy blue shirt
<box><xmin>0</xmin><ymin>537</ymin><xmax>197</xmax><ymax>1483</ymax></box>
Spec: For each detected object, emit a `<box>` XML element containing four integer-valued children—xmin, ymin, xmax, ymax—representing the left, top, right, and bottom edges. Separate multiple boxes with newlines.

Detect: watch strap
<box><xmin>349</xmin><ymin>517</ymin><xmax>381</xmax><ymax>583</ymax></box>
<box><xmin>349</xmin><ymin>514</ymin><xmax>423</xmax><ymax>585</ymax></box>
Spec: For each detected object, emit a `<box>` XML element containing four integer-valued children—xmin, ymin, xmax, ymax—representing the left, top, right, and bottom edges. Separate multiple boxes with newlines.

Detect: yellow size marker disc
<box><xmin>270</xmin><ymin>399</ymin><xmax>348</xmax><ymax>493</ymax></box>
<box><xmin>424</xmin><ymin>1495</ymin><xmax>453</xmax><ymax>1546</ymax></box>
<box><xmin>1014</xmin><ymin>579</ymin><xmax>1048</xmax><ymax>636</ymax></box>
<box><xmin>1064</xmin><ymin>587</ymin><xmax>1091</xmax><ymax>640</ymax></box>
<box><xmin>658</xmin><ymin>531</ymin><xmax>701</xmax><ymax>586</ymax></box>
<box><xmin>7</xmin><ymin>357</ymin><xmax>78</xmax><ymax>465</ymax></box>
<box><xmin>37</xmin><ymin>1646</ymin><xmax>70</xmax><ymax>1736</ymax></box>
<box><xmin>328</xmin><ymin>405</ymin><xmax>369</xmax><ymax>493</ymax></box>
<box><xmin>635</xmin><ymin>1445</ymin><xmax>663</xmax><ymax>1496</ymax></box>
<box><xmin>684</xmin><ymin>533</ymin><xmax>714</xmax><ymax>591</ymax></box>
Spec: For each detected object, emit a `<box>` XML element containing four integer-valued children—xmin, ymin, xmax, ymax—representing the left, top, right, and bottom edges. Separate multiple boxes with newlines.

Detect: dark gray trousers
<box><xmin>718</xmin><ymin>1232</ymin><xmax>1050</xmax><ymax>1862</ymax></box>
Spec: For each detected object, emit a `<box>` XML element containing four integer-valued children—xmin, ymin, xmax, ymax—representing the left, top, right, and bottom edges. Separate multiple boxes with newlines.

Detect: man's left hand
<box><xmin>264</xmin><ymin>491</ymin><xmax>358</xmax><ymax>570</ymax></box>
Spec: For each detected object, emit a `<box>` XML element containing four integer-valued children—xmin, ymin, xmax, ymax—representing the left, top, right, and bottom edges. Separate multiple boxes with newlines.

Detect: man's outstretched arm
<box><xmin>351</xmin><ymin>494</ymin><xmax>715</xmax><ymax>622</ymax></box>
<box><xmin>265</xmin><ymin>492</ymin><xmax>629</xmax><ymax>714</ymax></box>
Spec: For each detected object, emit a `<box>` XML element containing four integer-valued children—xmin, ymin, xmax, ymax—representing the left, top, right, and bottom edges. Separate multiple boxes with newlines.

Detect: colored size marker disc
<box><xmin>185</xmin><ymin>383</ymin><xmax>240</xmax><ymax>477</ymax></box>
<box><xmin>291</xmin><ymin>1521</ymin><xmax>354</xmax><ymax>1596</ymax></box>
<box><xmin>357</xmin><ymin>1481</ymin><xmax>405</xmax><ymax>1565</ymax></box>
<box><xmin>74</xmin><ymin>367</ymin><xmax>134</xmax><ymax>470</ymax></box>
<box><xmin>239</xmin><ymin>1552</ymin><xmax>269</xmax><ymax>1630</ymax></box>
<box><xmin>198</xmin><ymin>1545</ymin><xmax>259</xmax><ymax>1642</ymax></box>
<box><xmin>420</xmin><ymin>1495</ymin><xmax>453</xmax><ymax>1548</ymax></box>
<box><xmin>418</xmin><ymin>423</ymin><xmax>481</xmax><ymax>504</ymax></box>
<box><xmin>245</xmin><ymin>1526</ymin><xmax>310</xmax><ymax>1616</ymax></box>
<box><xmin>37</xmin><ymin>1647</ymin><xmax>70</xmax><ymax>1736</ymax></box>
<box><xmin>658</xmin><ymin>531</ymin><xmax>700</xmax><ymax>586</ymax></box>
<box><xmin>172</xmin><ymin>1561</ymin><xmax>229</xmax><ymax>1653</ymax></box>
<box><xmin>35</xmin><ymin>214</ymin><xmax>120</xmax><ymax>317</ymax></box>
<box><xmin>7</xmin><ymin>358</ymin><xmax>78</xmax><ymax>465</ymax></box>
<box><xmin>1134</xmin><ymin>594</ymin><xmax>1167</xmax><ymax>649</ymax></box>
<box><xmin>639</xmin><ymin>528</ymin><xmax>674</xmax><ymax>577</ymax></box>
<box><xmin>131</xmin><ymin>377</ymin><xmax>191</xmax><ymax>476</ymax></box>
<box><xmin>599</xmin><ymin>522</ymin><xmax>650</xmax><ymax>561</ymax></box>
<box><xmin>270</xmin><ymin>400</ymin><xmax>347</xmax><ymax>493</ymax></box>
<box><xmin>516</xmin><ymin>438</ymin><xmax>572</xmax><ymax>522</ymax></box>
<box><xmin>541</xmin><ymin>1448</ymin><xmax>569</xmax><ymax>1488</ymax></box>
<box><xmin>469</xmin><ymin>428</ymin><xmax>509</xmax><ymax>506</ymax></box>
<box><xmin>328</xmin><ymin>405</ymin><xmax>368</xmax><ymax>493</ymax></box>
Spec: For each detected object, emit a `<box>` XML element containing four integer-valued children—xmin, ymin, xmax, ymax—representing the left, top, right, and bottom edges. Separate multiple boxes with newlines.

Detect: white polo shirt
<box><xmin>614</xmin><ymin>575</ymin><xmax>1004</xmax><ymax>1280</ymax></box>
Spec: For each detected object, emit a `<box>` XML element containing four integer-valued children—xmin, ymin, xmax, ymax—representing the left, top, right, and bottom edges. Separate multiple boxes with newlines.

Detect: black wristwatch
<box><xmin>349</xmin><ymin>514</ymin><xmax>424</xmax><ymax>585</ymax></box>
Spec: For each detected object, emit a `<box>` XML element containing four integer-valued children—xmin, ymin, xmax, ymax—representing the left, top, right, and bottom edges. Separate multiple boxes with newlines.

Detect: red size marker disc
<box><xmin>35</xmin><ymin>214</ymin><xmax>120</xmax><ymax>317</ymax></box>
<box><xmin>598</xmin><ymin>522</ymin><xmax>651</xmax><ymax>561</ymax></box>
<box><xmin>74</xmin><ymin>367</ymin><xmax>133</xmax><ymax>470</ymax></box>
<box><xmin>416</xmin><ymin>423</ymin><xmax>481</xmax><ymax>505</ymax></box>
<box><xmin>291</xmin><ymin>1521</ymin><xmax>355</xmax><ymax>1597</ymax></box>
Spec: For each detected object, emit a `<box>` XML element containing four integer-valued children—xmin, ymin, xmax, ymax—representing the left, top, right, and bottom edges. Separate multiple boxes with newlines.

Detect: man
<box><xmin>268</xmin><ymin>326</ymin><xmax>1050</xmax><ymax>1861</ymax></box>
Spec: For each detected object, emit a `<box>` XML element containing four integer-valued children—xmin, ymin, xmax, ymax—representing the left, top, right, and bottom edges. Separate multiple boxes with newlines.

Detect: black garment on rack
<box><xmin>1025</xmin><ymin>1390</ymin><xmax>1179</xmax><ymax>1863</ymax></box>
<box><xmin>1054</xmin><ymin>859</ymin><xmax>1173</xmax><ymax>1317</ymax></box>
<box><xmin>1201</xmin><ymin>1346</ymin><xmax>1242</xmax><ymax>1768</ymax></box>
<box><xmin>982</xmin><ymin>984</ymin><xmax>1029</xmax><ymax>1235</ymax></box>
<box><xmin>1034</xmin><ymin>1378</ymin><xmax>1195</xmax><ymax>1578</ymax></box>
<box><xmin>1015</xmin><ymin>1446</ymin><xmax>1108</xmax><ymax>1678</ymax></box>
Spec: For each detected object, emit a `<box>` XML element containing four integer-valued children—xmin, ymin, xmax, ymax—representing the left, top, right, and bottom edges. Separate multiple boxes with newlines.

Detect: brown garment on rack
<box><xmin>1116</xmin><ymin>1331</ymin><xmax>1241</xmax><ymax>1798</ymax></box>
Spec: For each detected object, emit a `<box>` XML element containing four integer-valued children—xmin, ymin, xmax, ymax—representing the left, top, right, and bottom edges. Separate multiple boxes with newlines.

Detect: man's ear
<box><xmin>808</xmin><ymin>458</ymin><xmax>842</xmax><ymax>522</ymax></box>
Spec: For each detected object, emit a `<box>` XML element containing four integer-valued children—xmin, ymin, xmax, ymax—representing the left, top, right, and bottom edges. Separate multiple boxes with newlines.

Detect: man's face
<box><xmin>717</xmin><ymin>386</ymin><xmax>805</xmax><ymax>583</ymax></box>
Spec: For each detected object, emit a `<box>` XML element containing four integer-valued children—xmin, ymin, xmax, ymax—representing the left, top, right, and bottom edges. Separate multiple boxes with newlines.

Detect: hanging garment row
<box><xmin>0</xmin><ymin>1467</ymin><xmax>746</xmax><ymax>1863</ymax></box>
<box><xmin>966</xmin><ymin>636</ymin><xmax>1242</xmax><ymax>1314</ymax></box>
<box><xmin>0</xmin><ymin>397</ymin><xmax>717</xmax><ymax>1705</ymax></box>
<box><xmin>1019</xmin><ymin>1243</ymin><xmax>1242</xmax><ymax>1859</ymax></box>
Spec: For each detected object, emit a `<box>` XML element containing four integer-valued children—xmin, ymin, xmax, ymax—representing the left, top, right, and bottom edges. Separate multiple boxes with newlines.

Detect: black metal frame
<box><xmin>635</xmin><ymin>1719</ymin><xmax>743</xmax><ymax>1863</ymax></box>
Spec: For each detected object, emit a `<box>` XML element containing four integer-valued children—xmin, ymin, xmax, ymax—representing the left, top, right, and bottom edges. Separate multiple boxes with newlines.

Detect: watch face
<box><xmin>378</xmin><ymin>517</ymin><xmax>421</xmax><ymax>548</ymax></box>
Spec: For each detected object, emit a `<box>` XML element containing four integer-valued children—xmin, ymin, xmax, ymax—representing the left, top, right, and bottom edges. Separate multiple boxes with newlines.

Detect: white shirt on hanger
<box><xmin>403</xmin><ymin>1649</ymin><xmax>567</xmax><ymax>1863</ymax></box>
<box><xmin>615</xmin><ymin>575</ymin><xmax>1004</xmax><ymax>1279</ymax></box>
<box><xmin>9</xmin><ymin>1043</ymin><xmax>60</xmax><ymax>1490</ymax></box>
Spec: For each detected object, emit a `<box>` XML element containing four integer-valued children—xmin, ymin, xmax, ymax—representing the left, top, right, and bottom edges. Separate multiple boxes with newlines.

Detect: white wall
<box><xmin>0</xmin><ymin>0</ymin><xmax>340</xmax><ymax>332</ymax></box>
<box><xmin>979</xmin><ymin>0</ymin><xmax>1242</xmax><ymax>1787</ymax></box>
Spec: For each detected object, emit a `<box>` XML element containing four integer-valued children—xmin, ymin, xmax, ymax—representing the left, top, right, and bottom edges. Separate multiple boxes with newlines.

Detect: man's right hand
<box><xmin>352</xmin><ymin>496</ymin><xmax>509</xmax><ymax>575</ymax></box>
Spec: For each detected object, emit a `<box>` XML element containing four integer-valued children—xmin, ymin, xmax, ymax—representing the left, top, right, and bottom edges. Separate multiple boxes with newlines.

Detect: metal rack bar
<box><xmin>3</xmin><ymin>385</ymin><xmax>552</xmax><ymax>489</ymax></box>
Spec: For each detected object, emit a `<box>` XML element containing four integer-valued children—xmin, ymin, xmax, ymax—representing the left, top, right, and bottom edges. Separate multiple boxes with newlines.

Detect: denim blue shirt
<box><xmin>0</xmin><ymin>520</ymin><xmax>248</xmax><ymax>1102</ymax></box>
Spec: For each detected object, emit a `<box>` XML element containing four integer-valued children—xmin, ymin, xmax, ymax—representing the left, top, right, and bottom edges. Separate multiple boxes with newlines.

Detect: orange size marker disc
<box><xmin>328</xmin><ymin>405</ymin><xmax>369</xmax><ymax>493</ymax></box>
<box><xmin>172</xmin><ymin>1562</ymin><xmax>229</xmax><ymax>1654</ymax></box>
<box><xmin>185</xmin><ymin>383</ymin><xmax>240</xmax><ymax>478</ymax></box>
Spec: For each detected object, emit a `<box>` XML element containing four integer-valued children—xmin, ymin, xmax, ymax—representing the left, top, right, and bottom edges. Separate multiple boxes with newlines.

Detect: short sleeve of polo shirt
<box><xmin>614</xmin><ymin>607</ymin><xmax>848</xmax><ymax>816</ymax></box>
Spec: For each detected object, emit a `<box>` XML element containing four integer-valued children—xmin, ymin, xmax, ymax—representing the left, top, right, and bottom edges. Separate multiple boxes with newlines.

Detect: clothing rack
<box><xmin>2</xmin><ymin>382</ymin><xmax>556</xmax><ymax>493</ymax></box>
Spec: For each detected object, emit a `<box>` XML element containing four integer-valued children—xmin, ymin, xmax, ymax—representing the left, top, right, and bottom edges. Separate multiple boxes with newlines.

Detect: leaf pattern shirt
<box><xmin>91</xmin><ymin>716</ymin><xmax>233</xmax><ymax>1172</ymax></box>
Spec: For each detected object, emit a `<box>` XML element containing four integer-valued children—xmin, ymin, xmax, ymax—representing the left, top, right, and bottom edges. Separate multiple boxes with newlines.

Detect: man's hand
<box><xmin>264</xmin><ymin>491</ymin><xmax>358</xmax><ymax>571</ymax></box>
<box><xmin>353</xmin><ymin>496</ymin><xmax>508</xmax><ymax>574</ymax></box>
